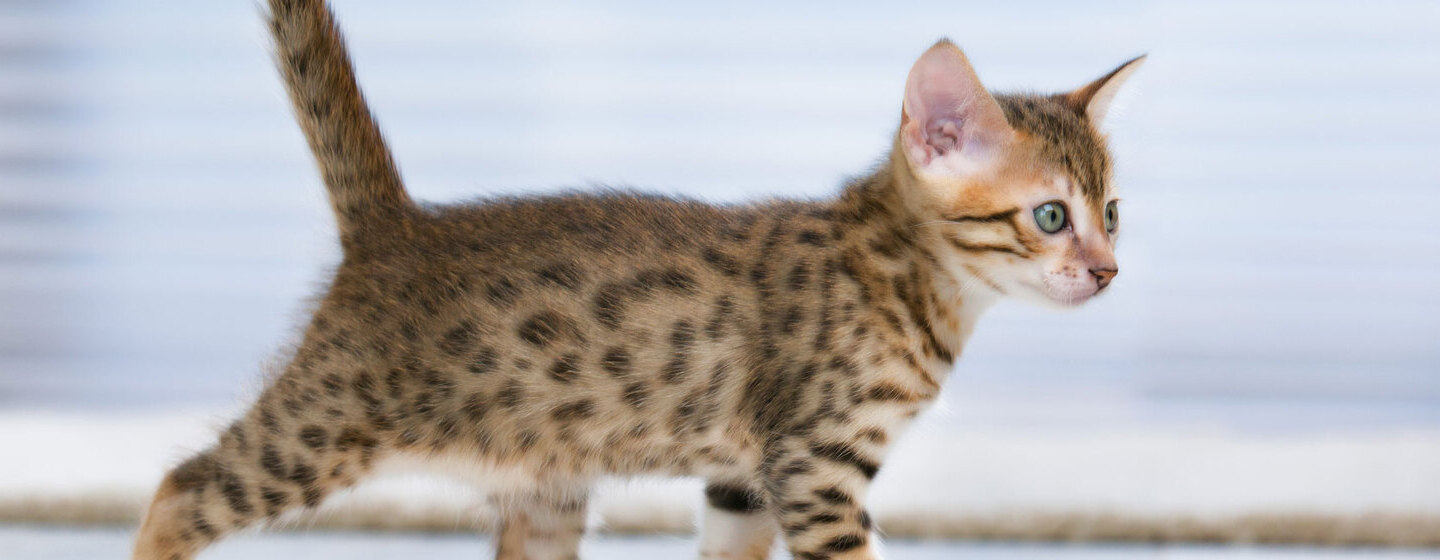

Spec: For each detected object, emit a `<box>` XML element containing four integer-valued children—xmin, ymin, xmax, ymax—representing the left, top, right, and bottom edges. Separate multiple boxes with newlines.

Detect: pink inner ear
<box><xmin>902</xmin><ymin>41</ymin><xmax>1012</xmax><ymax>170</ymax></box>
<box><xmin>926</xmin><ymin>118</ymin><xmax>963</xmax><ymax>155</ymax></box>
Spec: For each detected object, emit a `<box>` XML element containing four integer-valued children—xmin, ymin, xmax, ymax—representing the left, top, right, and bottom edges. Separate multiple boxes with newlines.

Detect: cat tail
<box><xmin>268</xmin><ymin>0</ymin><xmax>413</xmax><ymax>251</ymax></box>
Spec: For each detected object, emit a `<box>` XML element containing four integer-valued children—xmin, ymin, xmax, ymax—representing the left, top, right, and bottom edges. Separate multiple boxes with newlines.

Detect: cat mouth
<box><xmin>1029</xmin><ymin>279</ymin><xmax>1099</xmax><ymax>307</ymax></box>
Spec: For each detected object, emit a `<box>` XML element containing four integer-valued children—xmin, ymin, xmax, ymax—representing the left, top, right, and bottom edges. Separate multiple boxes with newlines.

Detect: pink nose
<box><xmin>1089</xmin><ymin>267</ymin><xmax>1118</xmax><ymax>290</ymax></box>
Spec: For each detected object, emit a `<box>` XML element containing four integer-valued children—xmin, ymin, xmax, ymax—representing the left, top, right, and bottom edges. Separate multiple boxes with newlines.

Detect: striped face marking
<box><xmin>929</xmin><ymin>172</ymin><xmax>1118</xmax><ymax>308</ymax></box>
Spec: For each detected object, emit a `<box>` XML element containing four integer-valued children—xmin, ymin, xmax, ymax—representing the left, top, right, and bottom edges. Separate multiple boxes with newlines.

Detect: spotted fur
<box><xmin>130</xmin><ymin>4</ymin><xmax>1142</xmax><ymax>560</ymax></box>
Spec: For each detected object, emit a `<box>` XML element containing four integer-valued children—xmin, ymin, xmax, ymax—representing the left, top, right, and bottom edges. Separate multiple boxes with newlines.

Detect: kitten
<box><xmin>131</xmin><ymin>1</ymin><xmax>1143</xmax><ymax>559</ymax></box>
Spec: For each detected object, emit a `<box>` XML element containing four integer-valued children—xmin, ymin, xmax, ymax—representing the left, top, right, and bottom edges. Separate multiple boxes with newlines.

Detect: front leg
<box><xmin>762</xmin><ymin>435</ymin><xmax>882</xmax><ymax>560</ymax></box>
<box><xmin>700</xmin><ymin>479</ymin><xmax>776</xmax><ymax>559</ymax></box>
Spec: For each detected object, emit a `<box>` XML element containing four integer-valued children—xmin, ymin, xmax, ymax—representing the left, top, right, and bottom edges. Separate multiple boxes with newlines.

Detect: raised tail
<box><xmin>268</xmin><ymin>0</ymin><xmax>412</xmax><ymax>250</ymax></box>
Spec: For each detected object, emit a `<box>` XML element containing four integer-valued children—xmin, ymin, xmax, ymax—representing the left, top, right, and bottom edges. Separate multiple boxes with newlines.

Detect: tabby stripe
<box><xmin>947</xmin><ymin>236</ymin><xmax>1030</xmax><ymax>258</ymax></box>
<box><xmin>898</xmin><ymin>269</ymin><xmax>952</xmax><ymax>364</ymax></box>
<box><xmin>944</xmin><ymin>208</ymin><xmax>1018</xmax><ymax>223</ymax></box>
<box><xmin>865</xmin><ymin>382</ymin><xmax>925</xmax><ymax>402</ymax></box>
<box><xmin>809</xmin><ymin>441</ymin><xmax>879</xmax><ymax>479</ymax></box>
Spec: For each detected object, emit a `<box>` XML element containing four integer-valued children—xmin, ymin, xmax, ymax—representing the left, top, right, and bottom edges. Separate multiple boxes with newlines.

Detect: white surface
<box><xmin>2</xmin><ymin>409</ymin><xmax>1436</xmax><ymax>531</ymax></box>
<box><xmin>3</xmin><ymin>526</ymin><xmax>1439</xmax><ymax>560</ymax></box>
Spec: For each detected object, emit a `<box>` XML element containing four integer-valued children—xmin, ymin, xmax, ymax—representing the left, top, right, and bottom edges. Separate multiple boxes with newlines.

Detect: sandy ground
<box><xmin>5</xmin><ymin>526</ymin><xmax>1440</xmax><ymax>560</ymax></box>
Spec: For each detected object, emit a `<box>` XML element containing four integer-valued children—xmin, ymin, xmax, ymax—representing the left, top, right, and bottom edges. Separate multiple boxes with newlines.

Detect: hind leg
<box><xmin>132</xmin><ymin>403</ymin><xmax>382</xmax><ymax>560</ymax></box>
<box><xmin>492</xmin><ymin>485</ymin><xmax>590</xmax><ymax>560</ymax></box>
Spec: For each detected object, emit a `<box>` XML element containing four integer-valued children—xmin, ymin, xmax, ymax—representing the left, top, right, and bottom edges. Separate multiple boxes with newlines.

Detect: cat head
<box><xmin>895</xmin><ymin>40</ymin><xmax>1143</xmax><ymax>308</ymax></box>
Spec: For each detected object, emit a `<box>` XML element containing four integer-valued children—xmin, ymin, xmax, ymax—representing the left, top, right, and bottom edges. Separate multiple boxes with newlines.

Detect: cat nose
<box><xmin>1089</xmin><ymin>267</ymin><xmax>1118</xmax><ymax>290</ymax></box>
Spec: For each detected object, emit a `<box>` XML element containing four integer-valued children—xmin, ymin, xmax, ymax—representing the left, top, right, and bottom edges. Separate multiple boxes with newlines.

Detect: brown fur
<box><xmin>131</xmin><ymin>4</ymin><xmax>1140</xmax><ymax>560</ymax></box>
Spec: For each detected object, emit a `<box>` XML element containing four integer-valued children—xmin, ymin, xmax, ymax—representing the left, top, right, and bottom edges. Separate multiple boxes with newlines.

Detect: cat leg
<box><xmin>493</xmin><ymin>485</ymin><xmax>590</xmax><ymax>560</ymax></box>
<box><xmin>762</xmin><ymin>436</ymin><xmax>881</xmax><ymax>560</ymax></box>
<box><xmin>132</xmin><ymin>407</ymin><xmax>381</xmax><ymax>560</ymax></box>
<box><xmin>699</xmin><ymin>479</ymin><xmax>776</xmax><ymax>559</ymax></box>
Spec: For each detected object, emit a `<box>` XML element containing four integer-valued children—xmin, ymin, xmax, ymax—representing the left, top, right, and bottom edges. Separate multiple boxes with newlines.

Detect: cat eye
<box><xmin>1033</xmin><ymin>202</ymin><xmax>1067</xmax><ymax>234</ymax></box>
<box><xmin>1104</xmin><ymin>200</ymin><xmax>1119</xmax><ymax>233</ymax></box>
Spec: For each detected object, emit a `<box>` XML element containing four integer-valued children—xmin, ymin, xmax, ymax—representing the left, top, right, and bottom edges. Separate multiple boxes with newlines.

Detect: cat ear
<box><xmin>1063</xmin><ymin>55</ymin><xmax>1146</xmax><ymax>126</ymax></box>
<box><xmin>900</xmin><ymin>40</ymin><xmax>1015</xmax><ymax>177</ymax></box>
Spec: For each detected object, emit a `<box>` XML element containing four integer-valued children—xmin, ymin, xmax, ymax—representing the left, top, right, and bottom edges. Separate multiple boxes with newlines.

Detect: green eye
<box><xmin>1033</xmin><ymin>202</ymin><xmax>1066</xmax><ymax>233</ymax></box>
<box><xmin>1104</xmin><ymin>200</ymin><xmax>1119</xmax><ymax>233</ymax></box>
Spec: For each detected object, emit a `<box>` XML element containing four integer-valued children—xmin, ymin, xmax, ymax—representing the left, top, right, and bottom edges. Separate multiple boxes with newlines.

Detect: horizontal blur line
<box><xmin>0</xmin><ymin>154</ymin><xmax>89</xmax><ymax>171</ymax></box>
<box><xmin>0</xmin><ymin>250</ymin><xmax>97</xmax><ymax>265</ymax></box>
<box><xmin>0</xmin><ymin>204</ymin><xmax>98</xmax><ymax>222</ymax></box>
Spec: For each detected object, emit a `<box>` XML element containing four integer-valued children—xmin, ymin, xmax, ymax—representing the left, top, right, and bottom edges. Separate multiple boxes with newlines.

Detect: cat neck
<box><xmin>829</xmin><ymin>157</ymin><xmax>1004</xmax><ymax>368</ymax></box>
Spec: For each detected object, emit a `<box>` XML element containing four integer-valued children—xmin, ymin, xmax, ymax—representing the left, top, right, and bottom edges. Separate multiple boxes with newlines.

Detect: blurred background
<box><xmin>1</xmin><ymin>0</ymin><xmax>1437</xmax><ymax>556</ymax></box>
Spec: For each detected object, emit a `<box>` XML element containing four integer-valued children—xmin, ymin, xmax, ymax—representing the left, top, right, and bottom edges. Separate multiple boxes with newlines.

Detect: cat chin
<box><xmin>1013</xmin><ymin>280</ymin><xmax>1098</xmax><ymax>309</ymax></box>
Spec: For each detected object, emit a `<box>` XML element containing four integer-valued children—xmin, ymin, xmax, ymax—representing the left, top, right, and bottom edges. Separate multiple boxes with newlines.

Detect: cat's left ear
<box><xmin>1062</xmin><ymin>55</ymin><xmax>1146</xmax><ymax>126</ymax></box>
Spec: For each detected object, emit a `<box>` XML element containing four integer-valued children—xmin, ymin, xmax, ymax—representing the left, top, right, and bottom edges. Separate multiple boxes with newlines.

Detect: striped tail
<box><xmin>268</xmin><ymin>0</ymin><xmax>413</xmax><ymax>251</ymax></box>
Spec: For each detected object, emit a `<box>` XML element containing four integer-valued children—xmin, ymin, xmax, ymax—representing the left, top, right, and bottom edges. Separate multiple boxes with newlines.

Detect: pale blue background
<box><xmin>1</xmin><ymin>0</ymin><xmax>1437</xmax><ymax>435</ymax></box>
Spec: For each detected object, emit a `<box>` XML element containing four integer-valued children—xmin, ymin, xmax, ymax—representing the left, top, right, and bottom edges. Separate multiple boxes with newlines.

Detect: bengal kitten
<box><xmin>132</xmin><ymin>1</ymin><xmax>1143</xmax><ymax>558</ymax></box>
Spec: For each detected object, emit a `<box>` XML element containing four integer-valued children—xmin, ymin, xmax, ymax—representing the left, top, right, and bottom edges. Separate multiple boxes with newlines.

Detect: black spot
<box><xmin>749</xmin><ymin>263</ymin><xmax>768</xmax><ymax>286</ymax></box>
<box><xmin>671</xmin><ymin>395</ymin><xmax>699</xmax><ymax>434</ymax></box>
<box><xmin>353</xmin><ymin>372</ymin><xmax>377</xmax><ymax>399</ymax></box>
<box><xmin>289</xmin><ymin>461</ymin><xmax>317</xmax><ymax>488</ymax></box>
<box><xmin>814</xmin><ymin>486</ymin><xmax>853</xmax><ymax>505</ymax></box>
<box><xmin>780</xmin><ymin>459</ymin><xmax>815</xmax><ymax>476</ymax></box>
<box><xmin>321</xmin><ymin>374</ymin><xmax>344</xmax><ymax>397</ymax></box>
<box><xmin>385</xmin><ymin>367</ymin><xmax>405</xmax><ymax>399</ymax></box>
<box><xmin>259</xmin><ymin>406</ymin><xmax>281</xmax><ymax>434</ymax></box>
<box><xmin>622</xmin><ymin>382</ymin><xmax>649</xmax><ymax>408</ymax></box>
<box><xmin>787</xmin><ymin>262</ymin><xmax>810</xmax><ymax>291</ymax></box>
<box><xmin>169</xmin><ymin>453</ymin><xmax>217</xmax><ymax>493</ymax></box>
<box><xmin>869</xmin><ymin>231</ymin><xmax>906</xmax><ymax>259</ymax></box>
<box><xmin>435</xmin><ymin>416</ymin><xmax>458</xmax><ymax>440</ymax></box>
<box><xmin>462</xmin><ymin>393</ymin><xmax>489</xmax><ymax>422</ymax></box>
<box><xmin>781</xmin><ymin>305</ymin><xmax>804</xmax><ymax>334</ymax></box>
<box><xmin>298</xmin><ymin>425</ymin><xmax>328</xmax><ymax>450</ymax></box>
<box><xmin>661</xmin><ymin>357</ymin><xmax>689</xmax><ymax>384</ymax></box>
<box><xmin>705</xmin><ymin>484</ymin><xmax>765</xmax><ymax>513</ymax></box>
<box><xmin>669</xmin><ymin>320</ymin><xmax>696</xmax><ymax>350</ymax></box>
<box><xmin>191</xmin><ymin>510</ymin><xmax>217</xmax><ymax>539</ymax></box>
<box><xmin>592</xmin><ymin>283</ymin><xmax>627</xmax><ymax>329</ymax></box>
<box><xmin>225</xmin><ymin>422</ymin><xmax>249</xmax><ymax>452</ymax></box>
<box><xmin>702</xmin><ymin>247</ymin><xmax>742</xmax><ymax>277</ymax></box>
<box><xmin>485</xmin><ymin>278</ymin><xmax>521</xmax><ymax>307</ymax></box>
<box><xmin>335</xmin><ymin>428</ymin><xmax>377</xmax><ymax>455</ymax></box>
<box><xmin>259</xmin><ymin>445</ymin><xmax>287</xmax><ymax>479</ymax></box>
<box><xmin>439</xmin><ymin>320</ymin><xmax>478</xmax><ymax>356</ymax></box>
<box><xmin>218</xmin><ymin>468</ymin><xmax>253</xmax><ymax>517</ymax></box>
<box><xmin>537</xmin><ymin>262</ymin><xmax>584</xmax><ymax>290</ymax></box>
<box><xmin>552</xmin><ymin>399</ymin><xmax>595</xmax><ymax>421</ymax></box>
<box><xmin>601</xmin><ymin>347</ymin><xmax>632</xmax><ymax>376</ymax></box>
<box><xmin>797</xmin><ymin>230</ymin><xmax>828</xmax><ymax>246</ymax></box>
<box><xmin>260</xmin><ymin>486</ymin><xmax>289</xmax><ymax>516</ymax></box>
<box><xmin>705</xmin><ymin>295</ymin><xmax>734</xmax><ymax>340</ymax></box>
<box><xmin>412</xmin><ymin>391</ymin><xmax>438</xmax><ymax>417</ymax></box>
<box><xmin>517</xmin><ymin>311</ymin><xmax>567</xmax><ymax>346</ymax></box>
<box><xmin>548</xmin><ymin>354</ymin><xmax>581</xmax><ymax>383</ymax></box>
<box><xmin>468</xmin><ymin>347</ymin><xmax>499</xmax><ymax>374</ymax></box>
<box><xmin>809</xmin><ymin>513</ymin><xmax>843</xmax><ymax>524</ymax></box>
<box><xmin>302</xmin><ymin>486</ymin><xmax>324</xmax><ymax>508</ymax></box>
<box><xmin>658</xmin><ymin>268</ymin><xmax>697</xmax><ymax>293</ymax></box>
<box><xmin>498</xmin><ymin>380</ymin><xmax>525</xmax><ymax>408</ymax></box>
<box><xmin>824</xmin><ymin>534</ymin><xmax>866</xmax><ymax>553</ymax></box>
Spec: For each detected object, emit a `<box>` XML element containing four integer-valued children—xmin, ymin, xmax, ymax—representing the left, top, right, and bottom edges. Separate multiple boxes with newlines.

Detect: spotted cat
<box><xmin>131</xmin><ymin>1</ymin><xmax>1143</xmax><ymax>558</ymax></box>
